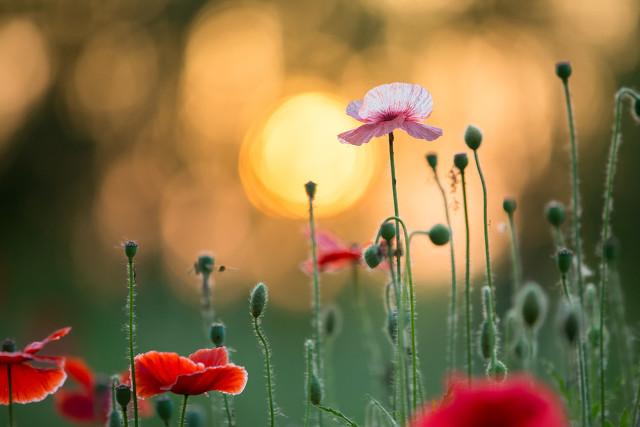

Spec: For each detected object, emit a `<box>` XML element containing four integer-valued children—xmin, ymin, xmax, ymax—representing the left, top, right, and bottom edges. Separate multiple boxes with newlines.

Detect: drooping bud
<box><xmin>428</xmin><ymin>224</ymin><xmax>450</xmax><ymax>246</ymax></box>
<box><xmin>322</xmin><ymin>306</ymin><xmax>341</xmax><ymax>339</ymax></box>
<box><xmin>426</xmin><ymin>152</ymin><xmax>438</xmax><ymax>169</ymax></box>
<box><xmin>517</xmin><ymin>282</ymin><xmax>548</xmax><ymax>332</ymax></box>
<box><xmin>310</xmin><ymin>373</ymin><xmax>323</xmax><ymax>405</ymax></box>
<box><xmin>479</xmin><ymin>320</ymin><xmax>495</xmax><ymax>360</ymax></box>
<box><xmin>486</xmin><ymin>359</ymin><xmax>508</xmax><ymax>381</ymax></box>
<box><xmin>364</xmin><ymin>244</ymin><xmax>382</xmax><ymax>269</ymax></box>
<box><xmin>464</xmin><ymin>125</ymin><xmax>483</xmax><ymax>150</ymax></box>
<box><xmin>124</xmin><ymin>240</ymin><xmax>138</xmax><ymax>259</ymax></box>
<box><xmin>512</xmin><ymin>335</ymin><xmax>530</xmax><ymax>361</ymax></box>
<box><xmin>502</xmin><ymin>197</ymin><xmax>517</xmax><ymax>215</ymax></box>
<box><xmin>185</xmin><ymin>406</ymin><xmax>205</xmax><ymax>427</ymax></box>
<box><xmin>453</xmin><ymin>153</ymin><xmax>468</xmax><ymax>171</ymax></box>
<box><xmin>379</xmin><ymin>222</ymin><xmax>396</xmax><ymax>242</ymax></box>
<box><xmin>209</xmin><ymin>323</ymin><xmax>226</xmax><ymax>347</ymax></box>
<box><xmin>555</xmin><ymin>61</ymin><xmax>572</xmax><ymax>81</ymax></box>
<box><xmin>545</xmin><ymin>201</ymin><xmax>566</xmax><ymax>227</ymax></box>
<box><xmin>250</xmin><ymin>283</ymin><xmax>268</xmax><ymax>319</ymax></box>
<box><xmin>603</xmin><ymin>236</ymin><xmax>619</xmax><ymax>264</ymax></box>
<box><xmin>115</xmin><ymin>385</ymin><xmax>131</xmax><ymax>408</ymax></box>
<box><xmin>304</xmin><ymin>181</ymin><xmax>317</xmax><ymax>200</ymax></box>
<box><xmin>1</xmin><ymin>338</ymin><xmax>16</xmax><ymax>352</ymax></box>
<box><xmin>556</xmin><ymin>248</ymin><xmax>573</xmax><ymax>275</ymax></box>
<box><xmin>155</xmin><ymin>395</ymin><xmax>173</xmax><ymax>424</ymax></box>
<box><xmin>195</xmin><ymin>254</ymin><xmax>215</xmax><ymax>275</ymax></box>
<box><xmin>559</xmin><ymin>302</ymin><xmax>582</xmax><ymax>347</ymax></box>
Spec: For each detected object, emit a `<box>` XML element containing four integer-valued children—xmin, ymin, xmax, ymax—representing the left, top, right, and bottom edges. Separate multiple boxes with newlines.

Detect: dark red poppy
<box><xmin>412</xmin><ymin>375</ymin><xmax>569</xmax><ymax>427</ymax></box>
<box><xmin>302</xmin><ymin>230</ymin><xmax>362</xmax><ymax>274</ymax></box>
<box><xmin>0</xmin><ymin>327</ymin><xmax>70</xmax><ymax>405</ymax></box>
<box><xmin>55</xmin><ymin>358</ymin><xmax>152</xmax><ymax>424</ymax></box>
<box><xmin>134</xmin><ymin>347</ymin><xmax>247</xmax><ymax>398</ymax></box>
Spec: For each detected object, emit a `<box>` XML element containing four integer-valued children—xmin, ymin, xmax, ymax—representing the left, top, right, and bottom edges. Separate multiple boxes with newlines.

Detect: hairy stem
<box><xmin>126</xmin><ymin>256</ymin><xmax>139</xmax><ymax>427</ymax></box>
<box><xmin>315</xmin><ymin>405</ymin><xmax>359</xmax><ymax>427</ymax></box>
<box><xmin>307</xmin><ymin>190</ymin><xmax>323</xmax><ymax>384</ymax></box>
<box><xmin>460</xmin><ymin>170</ymin><xmax>473</xmax><ymax>382</ymax></box>
<box><xmin>179</xmin><ymin>395</ymin><xmax>188</xmax><ymax>427</ymax></box>
<box><xmin>253</xmin><ymin>317</ymin><xmax>276</xmax><ymax>427</ymax></box>
<box><xmin>506</xmin><ymin>212</ymin><xmax>522</xmax><ymax>295</ymax></box>
<box><xmin>472</xmin><ymin>150</ymin><xmax>495</xmax><ymax>297</ymax></box>
<box><xmin>304</xmin><ymin>340</ymin><xmax>313</xmax><ymax>427</ymax></box>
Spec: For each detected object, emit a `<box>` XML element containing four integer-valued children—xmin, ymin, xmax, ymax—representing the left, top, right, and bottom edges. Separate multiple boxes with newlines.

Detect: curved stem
<box><xmin>126</xmin><ymin>257</ymin><xmax>139</xmax><ymax>427</ymax></box>
<box><xmin>253</xmin><ymin>317</ymin><xmax>276</xmax><ymax>427</ymax></box>
<box><xmin>7</xmin><ymin>365</ymin><xmax>13</xmax><ymax>427</ymax></box>
<box><xmin>460</xmin><ymin>170</ymin><xmax>472</xmax><ymax>383</ymax></box>
<box><xmin>179</xmin><ymin>395</ymin><xmax>188</xmax><ymax>427</ymax></box>
<box><xmin>472</xmin><ymin>150</ymin><xmax>494</xmax><ymax>296</ymax></box>
<box><xmin>316</xmin><ymin>405</ymin><xmax>359</xmax><ymax>427</ymax></box>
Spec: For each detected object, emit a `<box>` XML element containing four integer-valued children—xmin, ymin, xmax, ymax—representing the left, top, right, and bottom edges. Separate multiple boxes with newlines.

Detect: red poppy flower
<box><xmin>302</xmin><ymin>230</ymin><xmax>362</xmax><ymax>274</ymax></box>
<box><xmin>412</xmin><ymin>375</ymin><xmax>569</xmax><ymax>427</ymax></box>
<box><xmin>134</xmin><ymin>347</ymin><xmax>247</xmax><ymax>398</ymax></box>
<box><xmin>55</xmin><ymin>358</ymin><xmax>152</xmax><ymax>424</ymax></box>
<box><xmin>0</xmin><ymin>327</ymin><xmax>71</xmax><ymax>405</ymax></box>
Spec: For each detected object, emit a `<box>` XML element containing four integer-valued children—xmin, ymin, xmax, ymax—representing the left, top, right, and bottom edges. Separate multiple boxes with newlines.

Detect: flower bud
<box><xmin>322</xmin><ymin>306</ymin><xmax>341</xmax><ymax>339</ymax></box>
<box><xmin>115</xmin><ymin>384</ymin><xmax>131</xmax><ymax>408</ymax></box>
<box><xmin>124</xmin><ymin>240</ymin><xmax>138</xmax><ymax>259</ymax></box>
<box><xmin>379</xmin><ymin>222</ymin><xmax>396</xmax><ymax>242</ymax></box>
<box><xmin>512</xmin><ymin>336</ymin><xmax>530</xmax><ymax>361</ymax></box>
<box><xmin>2</xmin><ymin>338</ymin><xmax>16</xmax><ymax>352</ymax></box>
<box><xmin>195</xmin><ymin>254</ymin><xmax>215</xmax><ymax>275</ymax></box>
<box><xmin>108</xmin><ymin>410</ymin><xmax>123</xmax><ymax>427</ymax></box>
<box><xmin>464</xmin><ymin>125</ymin><xmax>483</xmax><ymax>150</ymax></box>
<box><xmin>250</xmin><ymin>283</ymin><xmax>268</xmax><ymax>319</ymax></box>
<box><xmin>185</xmin><ymin>406</ymin><xmax>205</xmax><ymax>427</ymax></box>
<box><xmin>155</xmin><ymin>395</ymin><xmax>173</xmax><ymax>423</ymax></box>
<box><xmin>560</xmin><ymin>303</ymin><xmax>581</xmax><ymax>347</ymax></box>
<box><xmin>425</xmin><ymin>152</ymin><xmax>438</xmax><ymax>169</ymax></box>
<box><xmin>555</xmin><ymin>61</ymin><xmax>572</xmax><ymax>81</ymax></box>
<box><xmin>304</xmin><ymin>181</ymin><xmax>317</xmax><ymax>200</ymax></box>
<box><xmin>544</xmin><ymin>201</ymin><xmax>566</xmax><ymax>227</ymax></box>
<box><xmin>209</xmin><ymin>323</ymin><xmax>226</xmax><ymax>347</ymax></box>
<box><xmin>364</xmin><ymin>244</ymin><xmax>382</xmax><ymax>268</ymax></box>
<box><xmin>603</xmin><ymin>236</ymin><xmax>619</xmax><ymax>264</ymax></box>
<box><xmin>517</xmin><ymin>282</ymin><xmax>548</xmax><ymax>331</ymax></box>
<box><xmin>556</xmin><ymin>248</ymin><xmax>573</xmax><ymax>275</ymax></box>
<box><xmin>486</xmin><ymin>359</ymin><xmax>508</xmax><ymax>381</ymax></box>
<box><xmin>502</xmin><ymin>197</ymin><xmax>517</xmax><ymax>215</ymax></box>
<box><xmin>428</xmin><ymin>224</ymin><xmax>450</xmax><ymax>246</ymax></box>
<box><xmin>453</xmin><ymin>153</ymin><xmax>468</xmax><ymax>171</ymax></box>
<box><xmin>478</xmin><ymin>320</ymin><xmax>496</xmax><ymax>360</ymax></box>
<box><xmin>310</xmin><ymin>373</ymin><xmax>323</xmax><ymax>405</ymax></box>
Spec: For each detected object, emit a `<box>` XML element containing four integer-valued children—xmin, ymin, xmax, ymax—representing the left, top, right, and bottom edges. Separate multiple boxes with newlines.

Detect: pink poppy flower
<box><xmin>302</xmin><ymin>230</ymin><xmax>362</xmax><ymax>274</ymax></box>
<box><xmin>338</xmin><ymin>83</ymin><xmax>443</xmax><ymax>146</ymax></box>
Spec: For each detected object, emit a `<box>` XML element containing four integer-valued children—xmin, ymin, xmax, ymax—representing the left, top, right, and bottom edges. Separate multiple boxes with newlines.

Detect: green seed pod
<box><xmin>429</xmin><ymin>224</ymin><xmax>450</xmax><ymax>246</ymax></box>
<box><xmin>502</xmin><ymin>197</ymin><xmax>517</xmax><ymax>215</ymax></box>
<box><xmin>478</xmin><ymin>320</ymin><xmax>495</xmax><ymax>360</ymax></box>
<box><xmin>555</xmin><ymin>61</ymin><xmax>572</xmax><ymax>81</ymax></box>
<box><xmin>304</xmin><ymin>181</ymin><xmax>317</xmax><ymax>200</ymax></box>
<box><xmin>464</xmin><ymin>125</ymin><xmax>483</xmax><ymax>150</ymax></box>
<box><xmin>155</xmin><ymin>395</ymin><xmax>173</xmax><ymax>423</ymax></box>
<box><xmin>124</xmin><ymin>240</ymin><xmax>138</xmax><ymax>259</ymax></box>
<box><xmin>185</xmin><ymin>406</ymin><xmax>205</xmax><ymax>427</ymax></box>
<box><xmin>209</xmin><ymin>323</ymin><xmax>226</xmax><ymax>347</ymax></box>
<box><xmin>453</xmin><ymin>153</ymin><xmax>468</xmax><ymax>171</ymax></box>
<box><xmin>115</xmin><ymin>384</ymin><xmax>131</xmax><ymax>408</ymax></box>
<box><xmin>1</xmin><ymin>338</ymin><xmax>16</xmax><ymax>352</ymax></box>
<box><xmin>195</xmin><ymin>254</ymin><xmax>215</xmax><ymax>275</ymax></box>
<box><xmin>486</xmin><ymin>359</ymin><xmax>508</xmax><ymax>382</ymax></box>
<box><xmin>560</xmin><ymin>303</ymin><xmax>582</xmax><ymax>347</ymax></box>
<box><xmin>379</xmin><ymin>222</ymin><xmax>396</xmax><ymax>242</ymax></box>
<box><xmin>425</xmin><ymin>152</ymin><xmax>438</xmax><ymax>169</ymax></box>
<box><xmin>517</xmin><ymin>282</ymin><xmax>548</xmax><ymax>331</ymax></box>
<box><xmin>310</xmin><ymin>373</ymin><xmax>323</xmax><ymax>405</ymax></box>
<box><xmin>603</xmin><ymin>236</ymin><xmax>619</xmax><ymax>264</ymax></box>
<box><xmin>108</xmin><ymin>410</ymin><xmax>122</xmax><ymax>427</ymax></box>
<box><xmin>386</xmin><ymin>310</ymin><xmax>398</xmax><ymax>344</ymax></box>
<box><xmin>587</xmin><ymin>326</ymin><xmax>609</xmax><ymax>350</ymax></box>
<box><xmin>556</xmin><ymin>248</ymin><xmax>573</xmax><ymax>275</ymax></box>
<box><xmin>512</xmin><ymin>335</ymin><xmax>530</xmax><ymax>361</ymax></box>
<box><xmin>322</xmin><ymin>306</ymin><xmax>341</xmax><ymax>339</ymax></box>
<box><xmin>364</xmin><ymin>244</ymin><xmax>382</xmax><ymax>269</ymax></box>
<box><xmin>250</xmin><ymin>283</ymin><xmax>268</xmax><ymax>319</ymax></box>
<box><xmin>545</xmin><ymin>201</ymin><xmax>566</xmax><ymax>227</ymax></box>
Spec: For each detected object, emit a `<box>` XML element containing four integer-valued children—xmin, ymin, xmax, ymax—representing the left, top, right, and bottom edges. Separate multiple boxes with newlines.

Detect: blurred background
<box><xmin>0</xmin><ymin>0</ymin><xmax>638</xmax><ymax>425</ymax></box>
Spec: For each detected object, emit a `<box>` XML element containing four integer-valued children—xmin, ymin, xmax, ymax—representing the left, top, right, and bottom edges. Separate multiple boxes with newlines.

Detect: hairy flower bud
<box><xmin>209</xmin><ymin>323</ymin><xmax>226</xmax><ymax>347</ymax></box>
<box><xmin>502</xmin><ymin>197</ymin><xmax>517</xmax><ymax>215</ymax></box>
<box><xmin>364</xmin><ymin>244</ymin><xmax>382</xmax><ymax>268</ymax></box>
<box><xmin>517</xmin><ymin>282</ymin><xmax>548</xmax><ymax>331</ymax></box>
<box><xmin>426</xmin><ymin>152</ymin><xmax>438</xmax><ymax>169</ymax></box>
<box><xmin>556</xmin><ymin>248</ymin><xmax>573</xmax><ymax>275</ymax></box>
<box><xmin>155</xmin><ymin>395</ymin><xmax>173</xmax><ymax>423</ymax></box>
<box><xmin>555</xmin><ymin>61</ymin><xmax>572</xmax><ymax>81</ymax></box>
<box><xmin>453</xmin><ymin>153</ymin><xmax>468</xmax><ymax>171</ymax></box>
<box><xmin>124</xmin><ymin>240</ymin><xmax>138</xmax><ymax>259</ymax></box>
<box><xmin>560</xmin><ymin>303</ymin><xmax>582</xmax><ymax>347</ymax></box>
<box><xmin>486</xmin><ymin>359</ymin><xmax>508</xmax><ymax>381</ymax></box>
<box><xmin>429</xmin><ymin>224</ymin><xmax>450</xmax><ymax>246</ymax></box>
<box><xmin>545</xmin><ymin>201</ymin><xmax>566</xmax><ymax>227</ymax></box>
<box><xmin>379</xmin><ymin>222</ymin><xmax>396</xmax><ymax>242</ymax></box>
<box><xmin>304</xmin><ymin>181</ymin><xmax>317</xmax><ymax>200</ymax></box>
<box><xmin>115</xmin><ymin>385</ymin><xmax>131</xmax><ymax>408</ymax></box>
<box><xmin>464</xmin><ymin>125</ymin><xmax>483</xmax><ymax>150</ymax></box>
<box><xmin>250</xmin><ymin>283</ymin><xmax>268</xmax><ymax>319</ymax></box>
<box><xmin>322</xmin><ymin>306</ymin><xmax>341</xmax><ymax>339</ymax></box>
<box><xmin>310</xmin><ymin>373</ymin><xmax>323</xmax><ymax>405</ymax></box>
<box><xmin>478</xmin><ymin>320</ymin><xmax>496</xmax><ymax>361</ymax></box>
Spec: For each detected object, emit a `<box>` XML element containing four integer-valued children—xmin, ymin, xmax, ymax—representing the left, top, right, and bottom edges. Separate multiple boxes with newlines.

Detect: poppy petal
<box><xmin>171</xmin><ymin>364</ymin><xmax>248</xmax><ymax>396</ymax></box>
<box><xmin>346</xmin><ymin>100</ymin><xmax>364</xmax><ymax>121</ymax></box>
<box><xmin>55</xmin><ymin>390</ymin><xmax>97</xmax><ymax>422</ymax></box>
<box><xmin>188</xmin><ymin>347</ymin><xmax>229</xmax><ymax>367</ymax></box>
<box><xmin>402</xmin><ymin>122</ymin><xmax>443</xmax><ymax>142</ymax></box>
<box><xmin>360</xmin><ymin>83</ymin><xmax>433</xmax><ymax>122</ymax></box>
<box><xmin>0</xmin><ymin>363</ymin><xmax>67</xmax><ymax>404</ymax></box>
<box><xmin>338</xmin><ymin>123</ymin><xmax>380</xmax><ymax>146</ymax></box>
<box><xmin>23</xmin><ymin>327</ymin><xmax>72</xmax><ymax>355</ymax></box>
<box><xmin>134</xmin><ymin>352</ymin><xmax>200</xmax><ymax>399</ymax></box>
<box><xmin>63</xmin><ymin>358</ymin><xmax>95</xmax><ymax>391</ymax></box>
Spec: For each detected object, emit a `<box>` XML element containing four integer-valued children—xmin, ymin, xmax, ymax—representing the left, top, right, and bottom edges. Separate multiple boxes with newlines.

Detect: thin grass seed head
<box><xmin>209</xmin><ymin>323</ymin><xmax>226</xmax><ymax>347</ymax></box>
<box><xmin>464</xmin><ymin>125</ymin><xmax>483</xmax><ymax>150</ymax></box>
<box><xmin>545</xmin><ymin>201</ymin><xmax>566</xmax><ymax>228</ymax></box>
<box><xmin>555</xmin><ymin>61</ymin><xmax>572</xmax><ymax>82</ymax></box>
<box><xmin>502</xmin><ymin>197</ymin><xmax>517</xmax><ymax>215</ymax></box>
<box><xmin>429</xmin><ymin>224</ymin><xmax>450</xmax><ymax>246</ymax></box>
<box><xmin>124</xmin><ymin>240</ymin><xmax>138</xmax><ymax>259</ymax></box>
<box><xmin>556</xmin><ymin>248</ymin><xmax>573</xmax><ymax>275</ymax></box>
<box><xmin>517</xmin><ymin>282</ymin><xmax>548</xmax><ymax>332</ymax></box>
<box><xmin>453</xmin><ymin>153</ymin><xmax>469</xmax><ymax>171</ymax></box>
<box><xmin>155</xmin><ymin>396</ymin><xmax>173</xmax><ymax>424</ymax></box>
<box><xmin>426</xmin><ymin>152</ymin><xmax>438</xmax><ymax>169</ymax></box>
<box><xmin>250</xmin><ymin>282</ymin><xmax>268</xmax><ymax>319</ymax></box>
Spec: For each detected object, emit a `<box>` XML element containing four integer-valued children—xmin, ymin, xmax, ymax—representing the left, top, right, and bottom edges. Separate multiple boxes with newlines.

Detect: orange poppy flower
<box><xmin>0</xmin><ymin>327</ymin><xmax>71</xmax><ymax>405</ymax></box>
<box><xmin>134</xmin><ymin>347</ymin><xmax>247</xmax><ymax>398</ymax></box>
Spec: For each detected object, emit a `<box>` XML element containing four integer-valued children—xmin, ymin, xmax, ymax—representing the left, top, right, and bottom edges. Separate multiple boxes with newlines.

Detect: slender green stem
<box><xmin>551</xmin><ymin>226</ymin><xmax>566</xmax><ymax>249</ymax></box>
<box><xmin>430</xmin><ymin>164</ymin><xmax>458</xmax><ymax>373</ymax></box>
<box><xmin>200</xmin><ymin>271</ymin><xmax>214</xmax><ymax>335</ymax></box>
<box><xmin>472</xmin><ymin>150</ymin><xmax>494</xmax><ymax>296</ymax></box>
<box><xmin>598</xmin><ymin>87</ymin><xmax>638</xmax><ymax>427</ymax></box>
<box><xmin>315</xmin><ymin>405</ymin><xmax>359</xmax><ymax>427</ymax></box>
<box><xmin>304</xmin><ymin>340</ymin><xmax>313</xmax><ymax>427</ymax></box>
<box><xmin>460</xmin><ymin>170</ymin><xmax>472</xmax><ymax>383</ymax></box>
<box><xmin>483</xmin><ymin>287</ymin><xmax>498</xmax><ymax>370</ymax></box>
<box><xmin>7</xmin><ymin>365</ymin><xmax>13</xmax><ymax>427</ymax></box>
<box><xmin>121</xmin><ymin>405</ymin><xmax>130</xmax><ymax>427</ymax></box>
<box><xmin>223</xmin><ymin>395</ymin><xmax>235</xmax><ymax>427</ymax></box>
<box><xmin>633</xmin><ymin>373</ymin><xmax>640</xmax><ymax>427</ymax></box>
<box><xmin>386</xmin><ymin>237</ymin><xmax>405</xmax><ymax>425</ymax></box>
<box><xmin>179</xmin><ymin>395</ymin><xmax>188</xmax><ymax>427</ymax></box>
<box><xmin>253</xmin><ymin>317</ymin><xmax>276</xmax><ymax>427</ymax></box>
<box><xmin>506</xmin><ymin>212</ymin><xmax>522</xmax><ymax>295</ymax></box>
<box><xmin>609</xmin><ymin>268</ymin><xmax>634</xmax><ymax>401</ymax></box>
<box><xmin>307</xmin><ymin>191</ymin><xmax>323</xmax><ymax>383</ymax></box>
<box><xmin>126</xmin><ymin>256</ymin><xmax>139</xmax><ymax>427</ymax></box>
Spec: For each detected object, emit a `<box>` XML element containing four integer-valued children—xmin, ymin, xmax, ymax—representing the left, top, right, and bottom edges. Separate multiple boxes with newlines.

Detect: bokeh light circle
<box><xmin>240</xmin><ymin>92</ymin><xmax>379</xmax><ymax>218</ymax></box>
